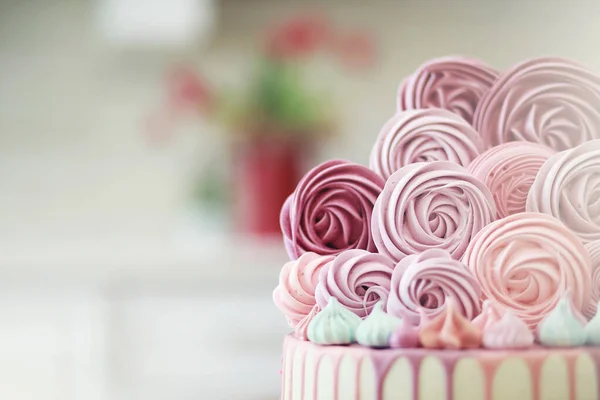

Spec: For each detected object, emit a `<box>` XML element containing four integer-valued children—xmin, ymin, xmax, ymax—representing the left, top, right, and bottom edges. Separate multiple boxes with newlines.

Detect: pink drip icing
<box><xmin>439</xmin><ymin>358</ymin><xmax>457</xmax><ymax>399</ymax></box>
<box><xmin>478</xmin><ymin>356</ymin><xmax>499</xmax><ymax>400</ymax></box>
<box><xmin>525</xmin><ymin>352</ymin><xmax>546</xmax><ymax>400</ymax></box>
<box><xmin>564</xmin><ymin>353</ymin><xmax>578</xmax><ymax>400</ymax></box>
<box><xmin>312</xmin><ymin>353</ymin><xmax>323</xmax><ymax>400</ymax></box>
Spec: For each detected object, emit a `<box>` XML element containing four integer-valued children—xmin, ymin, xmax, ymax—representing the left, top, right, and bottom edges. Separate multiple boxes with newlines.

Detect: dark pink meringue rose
<box><xmin>474</xmin><ymin>57</ymin><xmax>600</xmax><ymax>151</ymax></box>
<box><xmin>371</xmin><ymin>161</ymin><xmax>496</xmax><ymax>262</ymax></box>
<box><xmin>387</xmin><ymin>249</ymin><xmax>481</xmax><ymax>326</ymax></box>
<box><xmin>398</xmin><ymin>56</ymin><xmax>499</xmax><ymax>125</ymax></box>
<box><xmin>280</xmin><ymin>160</ymin><xmax>385</xmax><ymax>260</ymax></box>
<box><xmin>314</xmin><ymin>249</ymin><xmax>395</xmax><ymax>318</ymax></box>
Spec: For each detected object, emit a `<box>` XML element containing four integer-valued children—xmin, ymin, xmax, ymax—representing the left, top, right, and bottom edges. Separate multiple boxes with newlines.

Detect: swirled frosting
<box><xmin>463</xmin><ymin>212</ymin><xmax>592</xmax><ymax>330</ymax></box>
<box><xmin>468</xmin><ymin>142</ymin><xmax>555</xmax><ymax>218</ymax></box>
<box><xmin>398</xmin><ymin>56</ymin><xmax>499</xmax><ymax>125</ymax></box>
<box><xmin>526</xmin><ymin>139</ymin><xmax>600</xmax><ymax>243</ymax></box>
<box><xmin>538</xmin><ymin>295</ymin><xmax>586</xmax><ymax>347</ymax></box>
<box><xmin>474</xmin><ymin>57</ymin><xmax>600</xmax><ymax>150</ymax></box>
<box><xmin>482</xmin><ymin>311</ymin><xmax>534</xmax><ymax>349</ymax></box>
<box><xmin>471</xmin><ymin>300</ymin><xmax>506</xmax><ymax>331</ymax></box>
<box><xmin>369</xmin><ymin>108</ymin><xmax>485</xmax><ymax>179</ymax></box>
<box><xmin>307</xmin><ymin>297</ymin><xmax>363</xmax><ymax>345</ymax></box>
<box><xmin>280</xmin><ymin>159</ymin><xmax>385</xmax><ymax>260</ymax></box>
<box><xmin>355</xmin><ymin>301</ymin><xmax>402</xmax><ymax>348</ymax></box>
<box><xmin>584</xmin><ymin>241</ymin><xmax>600</xmax><ymax>319</ymax></box>
<box><xmin>371</xmin><ymin>161</ymin><xmax>496</xmax><ymax>262</ymax></box>
<box><xmin>273</xmin><ymin>252</ymin><xmax>335</xmax><ymax>336</ymax></box>
<box><xmin>585</xmin><ymin>301</ymin><xmax>600</xmax><ymax>345</ymax></box>
<box><xmin>295</xmin><ymin>305</ymin><xmax>319</xmax><ymax>341</ymax></box>
<box><xmin>315</xmin><ymin>249</ymin><xmax>395</xmax><ymax>318</ymax></box>
<box><xmin>388</xmin><ymin>320</ymin><xmax>420</xmax><ymax>348</ymax></box>
<box><xmin>419</xmin><ymin>297</ymin><xmax>482</xmax><ymax>349</ymax></box>
<box><xmin>386</xmin><ymin>249</ymin><xmax>481</xmax><ymax>326</ymax></box>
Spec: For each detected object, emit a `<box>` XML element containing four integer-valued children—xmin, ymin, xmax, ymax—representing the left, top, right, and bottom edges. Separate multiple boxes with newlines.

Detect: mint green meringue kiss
<box><xmin>307</xmin><ymin>297</ymin><xmax>362</xmax><ymax>345</ymax></box>
<box><xmin>538</xmin><ymin>296</ymin><xmax>586</xmax><ymax>347</ymax></box>
<box><xmin>356</xmin><ymin>301</ymin><xmax>402</xmax><ymax>348</ymax></box>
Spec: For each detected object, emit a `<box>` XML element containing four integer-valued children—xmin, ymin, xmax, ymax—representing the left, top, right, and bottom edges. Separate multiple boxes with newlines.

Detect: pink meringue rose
<box><xmin>482</xmin><ymin>311</ymin><xmax>534</xmax><ymax>349</ymax></box>
<box><xmin>371</xmin><ymin>161</ymin><xmax>496</xmax><ymax>262</ymax></box>
<box><xmin>471</xmin><ymin>300</ymin><xmax>506</xmax><ymax>331</ymax></box>
<box><xmin>462</xmin><ymin>212</ymin><xmax>592</xmax><ymax>330</ymax></box>
<box><xmin>398</xmin><ymin>56</ymin><xmax>499</xmax><ymax>125</ymax></box>
<box><xmin>273</xmin><ymin>252</ymin><xmax>334</xmax><ymax>332</ymax></box>
<box><xmin>474</xmin><ymin>57</ymin><xmax>600</xmax><ymax>150</ymax></box>
<box><xmin>387</xmin><ymin>249</ymin><xmax>481</xmax><ymax>326</ymax></box>
<box><xmin>370</xmin><ymin>108</ymin><xmax>485</xmax><ymax>179</ymax></box>
<box><xmin>584</xmin><ymin>240</ymin><xmax>600</xmax><ymax>319</ymax></box>
<box><xmin>526</xmin><ymin>139</ymin><xmax>600</xmax><ymax>243</ymax></box>
<box><xmin>419</xmin><ymin>298</ymin><xmax>482</xmax><ymax>349</ymax></box>
<box><xmin>280</xmin><ymin>160</ymin><xmax>385</xmax><ymax>260</ymax></box>
<box><xmin>315</xmin><ymin>249</ymin><xmax>395</xmax><ymax>318</ymax></box>
<box><xmin>468</xmin><ymin>142</ymin><xmax>555</xmax><ymax>218</ymax></box>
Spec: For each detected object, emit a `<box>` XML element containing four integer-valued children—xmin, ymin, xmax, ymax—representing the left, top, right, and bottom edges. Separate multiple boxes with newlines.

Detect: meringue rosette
<box><xmin>315</xmin><ymin>249</ymin><xmax>395</xmax><ymax>318</ymax></box>
<box><xmin>419</xmin><ymin>297</ymin><xmax>482</xmax><ymax>349</ymax></box>
<box><xmin>471</xmin><ymin>300</ymin><xmax>506</xmax><ymax>332</ymax></box>
<box><xmin>280</xmin><ymin>159</ymin><xmax>385</xmax><ymax>260</ymax></box>
<box><xmin>273</xmin><ymin>252</ymin><xmax>334</xmax><ymax>334</ymax></box>
<box><xmin>474</xmin><ymin>57</ymin><xmax>600</xmax><ymax>150</ymax></box>
<box><xmin>398</xmin><ymin>56</ymin><xmax>499</xmax><ymax>125</ymax></box>
<box><xmin>371</xmin><ymin>161</ymin><xmax>496</xmax><ymax>261</ymax></box>
<box><xmin>468</xmin><ymin>142</ymin><xmax>555</xmax><ymax>218</ymax></box>
<box><xmin>369</xmin><ymin>108</ymin><xmax>485</xmax><ymax>179</ymax></box>
<box><xmin>526</xmin><ymin>139</ymin><xmax>600</xmax><ymax>243</ymax></box>
<box><xmin>387</xmin><ymin>249</ymin><xmax>481</xmax><ymax>326</ymax></box>
<box><xmin>463</xmin><ymin>212</ymin><xmax>592</xmax><ymax>330</ymax></box>
<box><xmin>584</xmin><ymin>240</ymin><xmax>600</xmax><ymax>319</ymax></box>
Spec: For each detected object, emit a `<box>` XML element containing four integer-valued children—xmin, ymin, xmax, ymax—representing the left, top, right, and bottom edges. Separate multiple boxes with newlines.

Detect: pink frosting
<box><xmin>474</xmin><ymin>57</ymin><xmax>600</xmax><ymax>150</ymax></box>
<box><xmin>388</xmin><ymin>322</ymin><xmax>420</xmax><ymax>348</ymax></box>
<box><xmin>314</xmin><ymin>249</ymin><xmax>395</xmax><ymax>318</ymax></box>
<box><xmin>369</xmin><ymin>108</ymin><xmax>485</xmax><ymax>179</ymax></box>
<box><xmin>482</xmin><ymin>311</ymin><xmax>534</xmax><ymax>349</ymax></box>
<box><xmin>280</xmin><ymin>159</ymin><xmax>385</xmax><ymax>260</ymax></box>
<box><xmin>468</xmin><ymin>142</ymin><xmax>555</xmax><ymax>218</ymax></box>
<box><xmin>526</xmin><ymin>139</ymin><xmax>600</xmax><ymax>243</ymax></box>
<box><xmin>471</xmin><ymin>300</ymin><xmax>506</xmax><ymax>331</ymax></box>
<box><xmin>584</xmin><ymin>240</ymin><xmax>600</xmax><ymax>319</ymax></box>
<box><xmin>462</xmin><ymin>212</ymin><xmax>592</xmax><ymax>330</ymax></box>
<box><xmin>398</xmin><ymin>56</ymin><xmax>499</xmax><ymax>125</ymax></box>
<box><xmin>387</xmin><ymin>249</ymin><xmax>481</xmax><ymax>326</ymax></box>
<box><xmin>371</xmin><ymin>161</ymin><xmax>496</xmax><ymax>262</ymax></box>
<box><xmin>273</xmin><ymin>252</ymin><xmax>334</xmax><ymax>331</ymax></box>
<box><xmin>419</xmin><ymin>298</ymin><xmax>482</xmax><ymax>349</ymax></box>
<box><xmin>294</xmin><ymin>304</ymin><xmax>319</xmax><ymax>341</ymax></box>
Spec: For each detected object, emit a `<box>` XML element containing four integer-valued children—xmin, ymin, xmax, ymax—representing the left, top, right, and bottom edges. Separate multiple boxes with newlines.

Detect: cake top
<box><xmin>274</xmin><ymin>55</ymin><xmax>600</xmax><ymax>350</ymax></box>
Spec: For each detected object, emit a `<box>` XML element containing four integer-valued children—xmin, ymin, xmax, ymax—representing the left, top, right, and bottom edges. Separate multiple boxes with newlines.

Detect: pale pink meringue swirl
<box><xmin>468</xmin><ymin>142</ymin><xmax>555</xmax><ymax>218</ymax></box>
<box><xmin>398</xmin><ymin>56</ymin><xmax>499</xmax><ymax>125</ymax></box>
<box><xmin>387</xmin><ymin>249</ymin><xmax>481</xmax><ymax>326</ymax></box>
<box><xmin>584</xmin><ymin>240</ymin><xmax>600</xmax><ymax>319</ymax></box>
<box><xmin>526</xmin><ymin>139</ymin><xmax>600</xmax><ymax>243</ymax></box>
<box><xmin>463</xmin><ymin>212</ymin><xmax>592</xmax><ymax>330</ymax></box>
<box><xmin>474</xmin><ymin>57</ymin><xmax>600</xmax><ymax>151</ymax></box>
<box><xmin>471</xmin><ymin>300</ymin><xmax>505</xmax><ymax>331</ymax></box>
<box><xmin>314</xmin><ymin>249</ymin><xmax>395</xmax><ymax>318</ymax></box>
<box><xmin>371</xmin><ymin>161</ymin><xmax>496</xmax><ymax>262</ymax></box>
<box><xmin>482</xmin><ymin>311</ymin><xmax>534</xmax><ymax>349</ymax></box>
<box><xmin>370</xmin><ymin>108</ymin><xmax>485</xmax><ymax>179</ymax></box>
<box><xmin>280</xmin><ymin>159</ymin><xmax>385</xmax><ymax>260</ymax></box>
<box><xmin>273</xmin><ymin>252</ymin><xmax>334</xmax><ymax>333</ymax></box>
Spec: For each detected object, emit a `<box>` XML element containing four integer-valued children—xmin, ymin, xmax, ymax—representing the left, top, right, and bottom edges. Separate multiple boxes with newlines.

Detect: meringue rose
<box><xmin>474</xmin><ymin>57</ymin><xmax>600</xmax><ymax>150</ymax></box>
<box><xmin>463</xmin><ymin>212</ymin><xmax>592</xmax><ymax>330</ymax></box>
<box><xmin>482</xmin><ymin>311</ymin><xmax>534</xmax><ymax>349</ymax></box>
<box><xmin>371</xmin><ymin>161</ymin><xmax>496</xmax><ymax>262</ymax></box>
<box><xmin>273</xmin><ymin>252</ymin><xmax>335</xmax><ymax>335</ymax></box>
<box><xmin>526</xmin><ymin>139</ymin><xmax>600</xmax><ymax>244</ymax></box>
<box><xmin>398</xmin><ymin>56</ymin><xmax>499</xmax><ymax>125</ymax></box>
<box><xmin>468</xmin><ymin>142</ymin><xmax>555</xmax><ymax>218</ymax></box>
<box><xmin>315</xmin><ymin>249</ymin><xmax>395</xmax><ymax>318</ymax></box>
<box><xmin>419</xmin><ymin>298</ymin><xmax>482</xmax><ymax>349</ymax></box>
<box><xmin>370</xmin><ymin>108</ymin><xmax>484</xmax><ymax>179</ymax></box>
<box><xmin>471</xmin><ymin>300</ymin><xmax>506</xmax><ymax>332</ymax></box>
<box><xmin>280</xmin><ymin>159</ymin><xmax>385</xmax><ymax>260</ymax></box>
<box><xmin>584</xmin><ymin>240</ymin><xmax>600</xmax><ymax>319</ymax></box>
<box><xmin>387</xmin><ymin>249</ymin><xmax>481</xmax><ymax>326</ymax></box>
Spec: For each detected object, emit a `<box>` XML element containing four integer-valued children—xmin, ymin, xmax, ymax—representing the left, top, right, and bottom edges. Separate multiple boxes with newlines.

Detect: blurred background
<box><xmin>1</xmin><ymin>0</ymin><xmax>600</xmax><ymax>399</ymax></box>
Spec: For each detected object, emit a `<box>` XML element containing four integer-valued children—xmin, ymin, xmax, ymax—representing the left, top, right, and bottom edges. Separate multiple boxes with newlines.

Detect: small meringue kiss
<box><xmin>419</xmin><ymin>298</ymin><xmax>482</xmax><ymax>349</ymax></box>
<box><xmin>538</xmin><ymin>294</ymin><xmax>586</xmax><ymax>347</ymax></box>
<box><xmin>482</xmin><ymin>311</ymin><xmax>534</xmax><ymax>349</ymax></box>
<box><xmin>472</xmin><ymin>300</ymin><xmax>505</xmax><ymax>331</ymax></box>
<box><xmin>356</xmin><ymin>302</ymin><xmax>402</xmax><ymax>348</ymax></box>
<box><xmin>388</xmin><ymin>321</ymin><xmax>420</xmax><ymax>348</ymax></box>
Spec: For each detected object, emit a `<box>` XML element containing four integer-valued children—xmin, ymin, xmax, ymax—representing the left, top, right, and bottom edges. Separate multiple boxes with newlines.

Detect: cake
<box><xmin>273</xmin><ymin>56</ymin><xmax>600</xmax><ymax>400</ymax></box>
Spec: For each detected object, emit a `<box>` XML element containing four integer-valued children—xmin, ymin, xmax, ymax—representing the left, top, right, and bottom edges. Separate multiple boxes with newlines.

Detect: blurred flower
<box><xmin>167</xmin><ymin>67</ymin><xmax>213</xmax><ymax>113</ymax></box>
<box><xmin>332</xmin><ymin>30</ymin><xmax>378</xmax><ymax>70</ymax></box>
<box><xmin>264</xmin><ymin>15</ymin><xmax>330</xmax><ymax>60</ymax></box>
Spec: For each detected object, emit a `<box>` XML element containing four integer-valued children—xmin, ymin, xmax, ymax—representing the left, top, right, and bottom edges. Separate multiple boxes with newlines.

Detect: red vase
<box><xmin>232</xmin><ymin>137</ymin><xmax>307</xmax><ymax>237</ymax></box>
